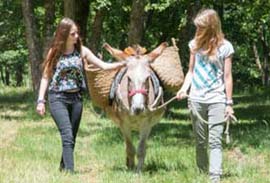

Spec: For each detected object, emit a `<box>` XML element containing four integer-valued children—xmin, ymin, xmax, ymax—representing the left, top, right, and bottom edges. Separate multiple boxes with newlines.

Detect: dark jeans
<box><xmin>48</xmin><ymin>91</ymin><xmax>83</xmax><ymax>172</ymax></box>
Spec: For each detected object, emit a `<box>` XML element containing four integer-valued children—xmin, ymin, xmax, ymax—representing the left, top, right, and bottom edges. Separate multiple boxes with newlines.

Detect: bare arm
<box><xmin>224</xmin><ymin>55</ymin><xmax>233</xmax><ymax>101</ymax></box>
<box><xmin>81</xmin><ymin>46</ymin><xmax>125</xmax><ymax>70</ymax></box>
<box><xmin>36</xmin><ymin>76</ymin><xmax>49</xmax><ymax>116</ymax></box>
<box><xmin>37</xmin><ymin>77</ymin><xmax>49</xmax><ymax>101</ymax></box>
<box><xmin>176</xmin><ymin>52</ymin><xmax>195</xmax><ymax>99</ymax></box>
<box><xmin>36</xmin><ymin>49</ymin><xmax>51</xmax><ymax>116</ymax></box>
<box><xmin>224</xmin><ymin>55</ymin><xmax>234</xmax><ymax>115</ymax></box>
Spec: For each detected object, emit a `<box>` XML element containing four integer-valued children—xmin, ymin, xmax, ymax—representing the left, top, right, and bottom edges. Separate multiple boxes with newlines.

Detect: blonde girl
<box><xmin>177</xmin><ymin>9</ymin><xmax>234</xmax><ymax>183</ymax></box>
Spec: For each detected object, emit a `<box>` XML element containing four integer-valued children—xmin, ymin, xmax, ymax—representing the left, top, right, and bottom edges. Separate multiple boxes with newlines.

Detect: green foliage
<box><xmin>0</xmin><ymin>50</ymin><xmax>27</xmax><ymax>65</ymax></box>
<box><xmin>222</xmin><ymin>1</ymin><xmax>270</xmax><ymax>88</ymax></box>
<box><xmin>146</xmin><ymin>0</ymin><xmax>181</xmax><ymax>12</ymax></box>
<box><xmin>1</xmin><ymin>0</ymin><xmax>270</xmax><ymax>88</ymax></box>
<box><xmin>0</xmin><ymin>0</ymin><xmax>25</xmax><ymax>50</ymax></box>
<box><xmin>0</xmin><ymin>49</ymin><xmax>28</xmax><ymax>86</ymax></box>
<box><xmin>0</xmin><ymin>0</ymin><xmax>28</xmax><ymax>86</ymax></box>
<box><xmin>97</xmin><ymin>0</ymin><xmax>130</xmax><ymax>49</ymax></box>
<box><xmin>92</xmin><ymin>0</ymin><xmax>112</xmax><ymax>10</ymax></box>
<box><xmin>144</xmin><ymin>0</ymin><xmax>185</xmax><ymax>47</ymax></box>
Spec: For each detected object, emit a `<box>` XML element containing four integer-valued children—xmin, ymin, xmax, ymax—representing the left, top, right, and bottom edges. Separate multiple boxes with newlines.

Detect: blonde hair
<box><xmin>192</xmin><ymin>9</ymin><xmax>224</xmax><ymax>59</ymax></box>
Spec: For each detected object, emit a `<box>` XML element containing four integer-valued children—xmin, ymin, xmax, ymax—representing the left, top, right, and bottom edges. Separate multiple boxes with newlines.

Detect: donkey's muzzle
<box><xmin>131</xmin><ymin>105</ymin><xmax>145</xmax><ymax>115</ymax></box>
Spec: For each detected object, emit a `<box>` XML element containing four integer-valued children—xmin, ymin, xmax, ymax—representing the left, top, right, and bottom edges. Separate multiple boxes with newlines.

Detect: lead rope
<box><xmin>224</xmin><ymin>113</ymin><xmax>237</xmax><ymax>144</ymax></box>
<box><xmin>149</xmin><ymin>96</ymin><xmax>177</xmax><ymax>111</ymax></box>
<box><xmin>189</xmin><ymin>101</ymin><xmax>238</xmax><ymax>144</ymax></box>
<box><xmin>151</xmin><ymin>95</ymin><xmax>237</xmax><ymax>144</ymax></box>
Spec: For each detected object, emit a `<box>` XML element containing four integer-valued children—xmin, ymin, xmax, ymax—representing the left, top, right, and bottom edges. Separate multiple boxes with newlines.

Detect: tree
<box><xmin>0</xmin><ymin>0</ymin><xmax>29</xmax><ymax>86</ymax></box>
<box><xmin>64</xmin><ymin>0</ymin><xmax>90</xmax><ymax>42</ymax></box>
<box><xmin>88</xmin><ymin>8</ymin><xmax>106</xmax><ymax>54</ymax></box>
<box><xmin>224</xmin><ymin>1</ymin><xmax>270</xmax><ymax>87</ymax></box>
<box><xmin>128</xmin><ymin>0</ymin><xmax>147</xmax><ymax>45</ymax></box>
<box><xmin>22</xmin><ymin>0</ymin><xmax>56</xmax><ymax>92</ymax></box>
<box><xmin>177</xmin><ymin>1</ymin><xmax>201</xmax><ymax>69</ymax></box>
<box><xmin>22</xmin><ymin>0</ymin><xmax>43</xmax><ymax>92</ymax></box>
<box><xmin>43</xmin><ymin>0</ymin><xmax>56</xmax><ymax>56</ymax></box>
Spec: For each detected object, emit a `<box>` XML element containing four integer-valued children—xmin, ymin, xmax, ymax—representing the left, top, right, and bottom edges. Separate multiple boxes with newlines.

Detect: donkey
<box><xmin>103</xmin><ymin>43</ymin><xmax>167</xmax><ymax>172</ymax></box>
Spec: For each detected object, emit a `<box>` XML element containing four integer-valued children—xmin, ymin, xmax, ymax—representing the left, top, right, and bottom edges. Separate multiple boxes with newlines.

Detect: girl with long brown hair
<box><xmin>36</xmin><ymin>18</ymin><xmax>125</xmax><ymax>173</ymax></box>
<box><xmin>176</xmin><ymin>9</ymin><xmax>234</xmax><ymax>183</ymax></box>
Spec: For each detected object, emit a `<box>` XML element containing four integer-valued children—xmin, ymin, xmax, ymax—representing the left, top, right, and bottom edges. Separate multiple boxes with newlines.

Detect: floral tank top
<box><xmin>49</xmin><ymin>50</ymin><xmax>85</xmax><ymax>92</ymax></box>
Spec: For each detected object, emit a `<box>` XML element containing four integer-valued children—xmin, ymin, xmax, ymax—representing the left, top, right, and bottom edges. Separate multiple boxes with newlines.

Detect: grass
<box><xmin>0</xmin><ymin>86</ymin><xmax>270</xmax><ymax>183</ymax></box>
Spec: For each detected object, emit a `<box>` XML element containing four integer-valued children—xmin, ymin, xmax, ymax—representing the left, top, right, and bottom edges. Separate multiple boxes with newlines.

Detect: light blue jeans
<box><xmin>188</xmin><ymin>100</ymin><xmax>225</xmax><ymax>180</ymax></box>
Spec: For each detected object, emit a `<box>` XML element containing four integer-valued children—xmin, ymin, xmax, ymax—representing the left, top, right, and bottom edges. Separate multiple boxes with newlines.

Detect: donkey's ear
<box><xmin>147</xmin><ymin>42</ymin><xmax>168</xmax><ymax>61</ymax></box>
<box><xmin>103</xmin><ymin>43</ymin><xmax>129</xmax><ymax>61</ymax></box>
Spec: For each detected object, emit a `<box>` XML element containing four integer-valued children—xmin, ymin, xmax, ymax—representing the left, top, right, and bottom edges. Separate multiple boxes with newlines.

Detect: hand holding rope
<box><xmin>150</xmin><ymin>92</ymin><xmax>238</xmax><ymax>144</ymax></box>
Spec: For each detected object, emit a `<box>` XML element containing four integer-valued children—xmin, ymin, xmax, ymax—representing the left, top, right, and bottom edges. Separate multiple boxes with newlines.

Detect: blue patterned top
<box><xmin>188</xmin><ymin>39</ymin><xmax>234</xmax><ymax>103</ymax></box>
<box><xmin>49</xmin><ymin>50</ymin><xmax>85</xmax><ymax>92</ymax></box>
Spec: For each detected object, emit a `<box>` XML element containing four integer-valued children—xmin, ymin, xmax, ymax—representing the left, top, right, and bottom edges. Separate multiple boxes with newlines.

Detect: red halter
<box><xmin>128</xmin><ymin>89</ymin><xmax>148</xmax><ymax>97</ymax></box>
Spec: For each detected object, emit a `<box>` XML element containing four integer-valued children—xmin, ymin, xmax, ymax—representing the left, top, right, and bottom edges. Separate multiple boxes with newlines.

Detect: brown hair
<box><xmin>192</xmin><ymin>9</ymin><xmax>224</xmax><ymax>59</ymax></box>
<box><xmin>42</xmin><ymin>18</ymin><xmax>82</xmax><ymax>78</ymax></box>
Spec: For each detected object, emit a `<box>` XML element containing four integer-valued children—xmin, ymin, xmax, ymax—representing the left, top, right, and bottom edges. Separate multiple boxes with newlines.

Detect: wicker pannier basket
<box><xmin>85</xmin><ymin>64</ymin><xmax>119</xmax><ymax>109</ymax></box>
<box><xmin>150</xmin><ymin>39</ymin><xmax>184</xmax><ymax>92</ymax></box>
<box><xmin>84</xmin><ymin>39</ymin><xmax>183</xmax><ymax>109</ymax></box>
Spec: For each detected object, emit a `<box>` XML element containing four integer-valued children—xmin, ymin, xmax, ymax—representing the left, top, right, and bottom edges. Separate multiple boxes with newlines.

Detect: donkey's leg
<box><xmin>120</xmin><ymin>126</ymin><xmax>135</xmax><ymax>170</ymax></box>
<box><xmin>136</xmin><ymin>126</ymin><xmax>152</xmax><ymax>173</ymax></box>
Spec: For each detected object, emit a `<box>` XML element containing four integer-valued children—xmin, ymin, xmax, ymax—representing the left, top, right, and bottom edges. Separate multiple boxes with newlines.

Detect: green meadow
<box><xmin>0</xmin><ymin>87</ymin><xmax>270</xmax><ymax>183</ymax></box>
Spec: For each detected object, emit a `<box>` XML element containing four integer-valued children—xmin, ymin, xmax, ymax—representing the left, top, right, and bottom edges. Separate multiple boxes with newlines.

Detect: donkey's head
<box><xmin>104</xmin><ymin>42</ymin><xmax>167</xmax><ymax>115</ymax></box>
<box><xmin>125</xmin><ymin>57</ymin><xmax>150</xmax><ymax>115</ymax></box>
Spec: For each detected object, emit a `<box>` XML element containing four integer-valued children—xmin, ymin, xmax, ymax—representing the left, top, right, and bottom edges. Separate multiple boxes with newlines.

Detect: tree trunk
<box><xmin>214</xmin><ymin>0</ymin><xmax>223</xmax><ymax>22</ymax></box>
<box><xmin>263</xmin><ymin>56</ymin><xmax>269</xmax><ymax>87</ymax></box>
<box><xmin>64</xmin><ymin>0</ymin><xmax>90</xmax><ymax>42</ymax></box>
<box><xmin>75</xmin><ymin>0</ymin><xmax>90</xmax><ymax>43</ymax></box>
<box><xmin>252</xmin><ymin>42</ymin><xmax>264</xmax><ymax>84</ymax></box>
<box><xmin>64</xmin><ymin>0</ymin><xmax>76</xmax><ymax>19</ymax></box>
<box><xmin>22</xmin><ymin>0</ymin><xmax>43</xmax><ymax>92</ymax></box>
<box><xmin>0</xmin><ymin>66</ymin><xmax>4</xmax><ymax>84</ymax></box>
<box><xmin>260</xmin><ymin>25</ymin><xmax>270</xmax><ymax>87</ymax></box>
<box><xmin>5</xmin><ymin>66</ymin><xmax>10</xmax><ymax>86</ymax></box>
<box><xmin>15</xmin><ymin>69</ymin><xmax>23</xmax><ymax>86</ymax></box>
<box><xmin>88</xmin><ymin>8</ymin><xmax>105</xmax><ymax>54</ymax></box>
<box><xmin>43</xmin><ymin>0</ymin><xmax>55</xmax><ymax>57</ymax></box>
<box><xmin>177</xmin><ymin>1</ymin><xmax>201</xmax><ymax>69</ymax></box>
<box><xmin>128</xmin><ymin>0</ymin><xmax>147</xmax><ymax>45</ymax></box>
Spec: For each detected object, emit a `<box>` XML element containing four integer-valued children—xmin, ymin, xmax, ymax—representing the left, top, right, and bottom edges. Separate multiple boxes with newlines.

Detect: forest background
<box><xmin>0</xmin><ymin>0</ymin><xmax>269</xmax><ymax>91</ymax></box>
<box><xmin>1</xmin><ymin>1</ymin><xmax>270</xmax><ymax>182</ymax></box>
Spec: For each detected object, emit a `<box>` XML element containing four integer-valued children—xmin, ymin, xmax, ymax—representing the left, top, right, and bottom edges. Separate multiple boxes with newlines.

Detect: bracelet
<box><xmin>37</xmin><ymin>99</ymin><xmax>46</xmax><ymax>104</ymax></box>
<box><xmin>226</xmin><ymin>99</ymin><xmax>233</xmax><ymax>105</ymax></box>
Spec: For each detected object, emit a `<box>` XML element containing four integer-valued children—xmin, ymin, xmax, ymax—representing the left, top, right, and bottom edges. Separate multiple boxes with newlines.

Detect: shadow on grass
<box><xmin>0</xmin><ymin>89</ymin><xmax>34</xmax><ymax>103</ymax></box>
<box><xmin>2</xmin><ymin>87</ymin><xmax>270</xmax><ymax>173</ymax></box>
<box><xmin>0</xmin><ymin>89</ymin><xmax>37</xmax><ymax>121</ymax></box>
<box><xmin>233</xmin><ymin>88</ymin><xmax>270</xmax><ymax>104</ymax></box>
<box><xmin>110</xmin><ymin>160</ymin><xmax>188</xmax><ymax>173</ymax></box>
<box><xmin>79</xmin><ymin>89</ymin><xmax>270</xmax><ymax>174</ymax></box>
<box><xmin>144</xmin><ymin>159</ymin><xmax>187</xmax><ymax>173</ymax></box>
<box><xmin>224</xmin><ymin>90</ymin><xmax>270</xmax><ymax>150</ymax></box>
<box><xmin>235</xmin><ymin>104</ymin><xmax>270</xmax><ymax>121</ymax></box>
<box><xmin>79</xmin><ymin>119</ymin><xmax>194</xmax><ymax>147</ymax></box>
<box><xmin>228</xmin><ymin>121</ymin><xmax>270</xmax><ymax>150</ymax></box>
<box><xmin>81</xmin><ymin>95</ymin><xmax>270</xmax><ymax>148</ymax></box>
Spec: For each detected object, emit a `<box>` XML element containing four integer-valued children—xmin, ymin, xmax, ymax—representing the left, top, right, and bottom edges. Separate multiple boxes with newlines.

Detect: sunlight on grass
<box><xmin>0</xmin><ymin>121</ymin><xmax>19</xmax><ymax>149</ymax></box>
<box><xmin>1</xmin><ymin>87</ymin><xmax>270</xmax><ymax>182</ymax></box>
